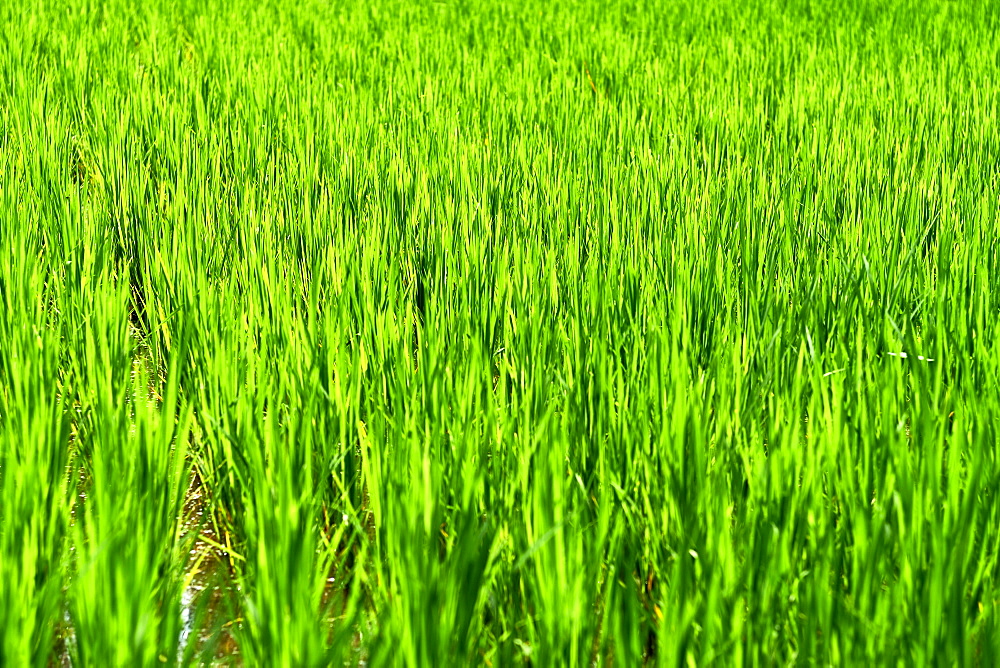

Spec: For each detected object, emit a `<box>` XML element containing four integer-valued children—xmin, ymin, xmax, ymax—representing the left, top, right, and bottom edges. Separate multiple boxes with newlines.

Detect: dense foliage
<box><xmin>2</xmin><ymin>0</ymin><xmax>999</xmax><ymax>664</ymax></box>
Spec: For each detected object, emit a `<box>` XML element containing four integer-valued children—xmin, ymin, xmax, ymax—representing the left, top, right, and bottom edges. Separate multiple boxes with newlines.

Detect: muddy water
<box><xmin>54</xmin><ymin>467</ymin><xmax>243</xmax><ymax>666</ymax></box>
<box><xmin>178</xmin><ymin>470</ymin><xmax>243</xmax><ymax>663</ymax></box>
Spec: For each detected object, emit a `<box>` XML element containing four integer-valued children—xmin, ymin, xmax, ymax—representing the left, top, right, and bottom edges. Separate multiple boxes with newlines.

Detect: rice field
<box><xmin>2</xmin><ymin>0</ymin><xmax>1000</xmax><ymax>664</ymax></box>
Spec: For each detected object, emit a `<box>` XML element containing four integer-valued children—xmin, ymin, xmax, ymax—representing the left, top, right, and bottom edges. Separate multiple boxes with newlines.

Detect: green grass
<box><xmin>2</xmin><ymin>0</ymin><xmax>1000</xmax><ymax>664</ymax></box>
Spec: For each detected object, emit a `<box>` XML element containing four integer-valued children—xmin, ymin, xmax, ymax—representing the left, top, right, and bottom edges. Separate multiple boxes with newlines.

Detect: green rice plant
<box><xmin>2</xmin><ymin>0</ymin><xmax>1000</xmax><ymax>664</ymax></box>
<box><xmin>0</xmin><ymin>222</ymin><xmax>74</xmax><ymax>666</ymax></box>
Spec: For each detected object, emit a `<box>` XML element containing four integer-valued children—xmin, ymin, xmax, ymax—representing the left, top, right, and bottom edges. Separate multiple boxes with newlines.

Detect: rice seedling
<box><xmin>2</xmin><ymin>0</ymin><xmax>999</xmax><ymax>664</ymax></box>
